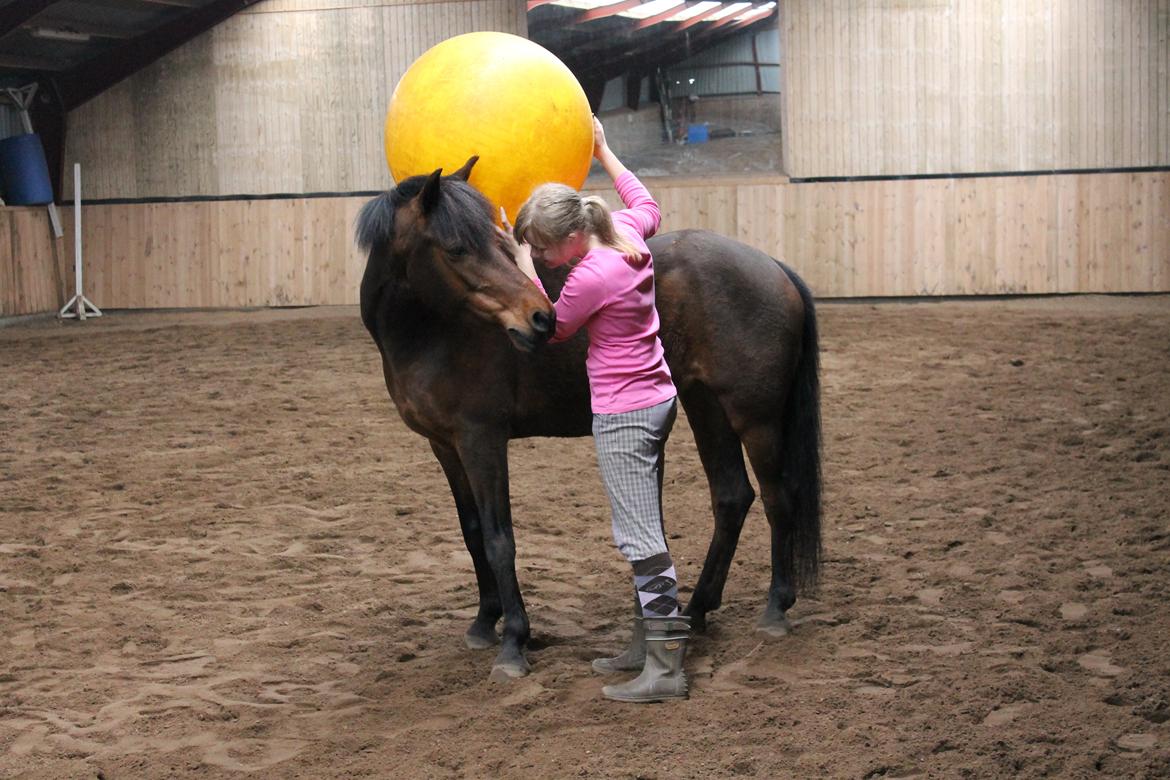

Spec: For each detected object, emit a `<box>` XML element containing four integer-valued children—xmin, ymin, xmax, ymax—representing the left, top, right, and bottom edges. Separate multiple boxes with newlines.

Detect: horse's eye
<box><xmin>446</xmin><ymin>245</ymin><xmax>469</xmax><ymax>259</ymax></box>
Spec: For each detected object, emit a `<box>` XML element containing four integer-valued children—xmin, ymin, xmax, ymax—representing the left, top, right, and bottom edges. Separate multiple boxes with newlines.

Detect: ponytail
<box><xmin>515</xmin><ymin>184</ymin><xmax>647</xmax><ymax>266</ymax></box>
<box><xmin>581</xmin><ymin>196</ymin><xmax>645</xmax><ymax>265</ymax></box>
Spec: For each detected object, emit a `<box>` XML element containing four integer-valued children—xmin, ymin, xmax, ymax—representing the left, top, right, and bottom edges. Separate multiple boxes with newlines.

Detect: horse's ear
<box><xmin>419</xmin><ymin>168</ymin><xmax>443</xmax><ymax>215</ymax></box>
<box><xmin>450</xmin><ymin>155</ymin><xmax>479</xmax><ymax>181</ymax></box>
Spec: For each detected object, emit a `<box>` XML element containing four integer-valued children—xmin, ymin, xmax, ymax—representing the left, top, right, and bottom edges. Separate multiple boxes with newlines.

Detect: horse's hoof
<box><xmin>756</xmin><ymin>613</ymin><xmax>792</xmax><ymax>638</ymax></box>
<box><xmin>464</xmin><ymin>627</ymin><xmax>500</xmax><ymax>650</ymax></box>
<box><xmin>488</xmin><ymin>660</ymin><xmax>530</xmax><ymax>682</ymax></box>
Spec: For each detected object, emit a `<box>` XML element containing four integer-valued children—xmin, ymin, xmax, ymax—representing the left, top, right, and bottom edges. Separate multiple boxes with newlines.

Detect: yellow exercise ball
<box><xmin>385</xmin><ymin>31</ymin><xmax>593</xmax><ymax>223</ymax></box>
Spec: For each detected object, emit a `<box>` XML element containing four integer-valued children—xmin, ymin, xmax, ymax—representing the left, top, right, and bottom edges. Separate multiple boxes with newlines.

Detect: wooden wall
<box><xmin>62</xmin><ymin>0</ymin><xmax>526</xmax><ymax>199</ymax></box>
<box><xmin>781</xmin><ymin>0</ymin><xmax>1170</xmax><ymax>178</ymax></box>
<box><xmin>0</xmin><ymin>207</ymin><xmax>67</xmax><ymax>317</ymax></box>
<box><xmin>1</xmin><ymin>172</ymin><xmax>1152</xmax><ymax>315</ymax></box>
<box><xmin>730</xmin><ymin>173</ymin><xmax>1170</xmax><ymax>295</ymax></box>
<box><xmin>7</xmin><ymin>0</ymin><xmax>1162</xmax><ymax>316</ymax></box>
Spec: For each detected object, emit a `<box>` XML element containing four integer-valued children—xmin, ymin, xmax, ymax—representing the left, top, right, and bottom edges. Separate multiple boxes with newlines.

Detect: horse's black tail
<box><xmin>355</xmin><ymin>191</ymin><xmax>395</xmax><ymax>254</ymax></box>
<box><xmin>779</xmin><ymin>263</ymin><xmax>823</xmax><ymax>591</ymax></box>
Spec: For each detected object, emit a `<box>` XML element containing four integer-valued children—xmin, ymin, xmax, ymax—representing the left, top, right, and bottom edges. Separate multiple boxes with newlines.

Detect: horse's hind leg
<box><xmin>429</xmin><ymin>441</ymin><xmax>501</xmax><ymax>649</ymax></box>
<box><xmin>740</xmin><ymin>426</ymin><xmax>798</xmax><ymax>637</ymax></box>
<box><xmin>681</xmin><ymin>386</ymin><xmax>756</xmax><ymax>633</ymax></box>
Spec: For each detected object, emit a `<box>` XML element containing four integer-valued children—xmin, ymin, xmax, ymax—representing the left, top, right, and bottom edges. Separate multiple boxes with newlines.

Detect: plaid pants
<box><xmin>592</xmin><ymin>397</ymin><xmax>678</xmax><ymax>562</ymax></box>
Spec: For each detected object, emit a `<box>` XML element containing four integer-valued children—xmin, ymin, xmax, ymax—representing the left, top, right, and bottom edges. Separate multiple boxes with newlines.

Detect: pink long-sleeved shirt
<box><xmin>534</xmin><ymin>171</ymin><xmax>676</xmax><ymax>414</ymax></box>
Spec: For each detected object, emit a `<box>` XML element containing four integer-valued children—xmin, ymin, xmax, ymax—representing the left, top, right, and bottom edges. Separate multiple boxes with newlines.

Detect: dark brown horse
<box><xmin>357</xmin><ymin>159</ymin><xmax>821</xmax><ymax>680</ymax></box>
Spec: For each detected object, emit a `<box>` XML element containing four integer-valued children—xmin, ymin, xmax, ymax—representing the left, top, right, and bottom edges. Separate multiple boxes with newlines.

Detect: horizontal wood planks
<box><xmin>5</xmin><ymin>172</ymin><xmax>1164</xmax><ymax>316</ymax></box>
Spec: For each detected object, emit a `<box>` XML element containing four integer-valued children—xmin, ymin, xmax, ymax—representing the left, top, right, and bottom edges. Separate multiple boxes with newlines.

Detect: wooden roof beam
<box><xmin>705</xmin><ymin>3</ymin><xmax>768</xmax><ymax>33</ymax></box>
<box><xmin>724</xmin><ymin>6</ymin><xmax>776</xmax><ymax>32</ymax></box>
<box><xmin>674</xmin><ymin>4</ymin><xmax>727</xmax><ymax>31</ymax></box>
<box><xmin>0</xmin><ymin>52</ymin><xmax>66</xmax><ymax>71</ymax></box>
<box><xmin>1</xmin><ymin>0</ymin><xmax>60</xmax><ymax>40</ymax></box>
<box><xmin>28</xmin><ymin>16</ymin><xmax>144</xmax><ymax>39</ymax></box>
<box><xmin>634</xmin><ymin>1</ymin><xmax>697</xmax><ymax>30</ymax></box>
<box><xmin>578</xmin><ymin>0</ymin><xmax>643</xmax><ymax>23</ymax></box>
<box><xmin>570</xmin><ymin>11</ymin><xmax>772</xmax><ymax>85</ymax></box>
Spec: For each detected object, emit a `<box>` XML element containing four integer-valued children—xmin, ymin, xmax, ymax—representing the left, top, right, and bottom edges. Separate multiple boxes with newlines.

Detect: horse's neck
<box><xmin>370</xmin><ymin>271</ymin><xmax>477</xmax><ymax>360</ymax></box>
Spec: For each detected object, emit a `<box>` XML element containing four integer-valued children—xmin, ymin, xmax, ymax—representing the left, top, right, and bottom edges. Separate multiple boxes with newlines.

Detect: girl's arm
<box><xmin>545</xmin><ymin>262</ymin><xmax>608</xmax><ymax>343</ymax></box>
<box><xmin>594</xmin><ymin>117</ymin><xmax>629</xmax><ymax>183</ymax></box>
<box><xmin>594</xmin><ymin>117</ymin><xmax>660</xmax><ymax>238</ymax></box>
<box><xmin>498</xmin><ymin>209</ymin><xmax>539</xmax><ymax>282</ymax></box>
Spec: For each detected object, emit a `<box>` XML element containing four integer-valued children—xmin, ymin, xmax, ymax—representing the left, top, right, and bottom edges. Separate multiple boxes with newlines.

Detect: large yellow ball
<box><xmin>385</xmin><ymin>32</ymin><xmax>593</xmax><ymax>223</ymax></box>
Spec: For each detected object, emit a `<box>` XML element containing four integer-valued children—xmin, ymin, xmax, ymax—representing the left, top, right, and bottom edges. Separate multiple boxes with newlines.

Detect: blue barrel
<box><xmin>0</xmin><ymin>133</ymin><xmax>54</xmax><ymax>205</ymax></box>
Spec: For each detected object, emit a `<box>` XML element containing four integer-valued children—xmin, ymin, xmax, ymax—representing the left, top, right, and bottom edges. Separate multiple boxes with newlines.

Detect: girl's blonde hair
<box><xmin>514</xmin><ymin>183</ymin><xmax>645</xmax><ymax>265</ymax></box>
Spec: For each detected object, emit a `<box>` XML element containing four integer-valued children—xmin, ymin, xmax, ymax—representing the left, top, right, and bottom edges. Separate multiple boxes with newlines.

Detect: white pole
<box><xmin>58</xmin><ymin>163</ymin><xmax>101</xmax><ymax>320</ymax></box>
<box><xmin>74</xmin><ymin>163</ymin><xmax>84</xmax><ymax>320</ymax></box>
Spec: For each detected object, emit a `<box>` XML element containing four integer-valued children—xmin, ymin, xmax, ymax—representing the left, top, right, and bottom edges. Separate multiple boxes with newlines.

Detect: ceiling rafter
<box><xmin>28</xmin><ymin>16</ymin><xmax>144</xmax><ymax>40</ymax></box>
<box><xmin>724</xmin><ymin>6</ymin><xmax>774</xmax><ymax>32</ymax></box>
<box><xmin>0</xmin><ymin>0</ymin><xmax>60</xmax><ymax>40</ymax></box>
<box><xmin>675</xmin><ymin>4</ymin><xmax>729</xmax><ymax>31</ymax></box>
<box><xmin>633</xmin><ymin>1</ymin><xmax>698</xmax><ymax>31</ymax></box>
<box><xmin>563</xmin><ymin>9</ymin><xmax>775</xmax><ymax>91</ymax></box>
<box><xmin>0</xmin><ymin>52</ymin><xmax>65</xmax><ymax>72</ymax></box>
<box><xmin>530</xmin><ymin>1</ymin><xmax>778</xmax><ymax>73</ymax></box>
<box><xmin>578</xmin><ymin>1</ymin><xmax>643</xmax><ymax>23</ymax></box>
<box><xmin>705</xmin><ymin>4</ymin><xmax>765</xmax><ymax>32</ymax></box>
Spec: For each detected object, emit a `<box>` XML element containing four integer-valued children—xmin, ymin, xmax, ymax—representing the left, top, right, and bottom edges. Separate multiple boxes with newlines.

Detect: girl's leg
<box><xmin>632</xmin><ymin>551</ymin><xmax>679</xmax><ymax>617</ymax></box>
<box><xmin>594</xmin><ymin>399</ymin><xmax>691</xmax><ymax>702</ymax></box>
<box><xmin>593</xmin><ymin>398</ymin><xmax>680</xmax><ymax>615</ymax></box>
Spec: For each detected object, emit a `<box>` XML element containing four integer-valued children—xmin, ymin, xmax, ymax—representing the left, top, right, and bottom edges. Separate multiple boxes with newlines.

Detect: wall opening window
<box><xmin>528</xmin><ymin>1</ymin><xmax>783</xmax><ymax>180</ymax></box>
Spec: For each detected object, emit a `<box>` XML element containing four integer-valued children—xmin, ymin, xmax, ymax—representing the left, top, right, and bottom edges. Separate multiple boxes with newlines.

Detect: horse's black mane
<box><xmin>355</xmin><ymin>172</ymin><xmax>495</xmax><ymax>259</ymax></box>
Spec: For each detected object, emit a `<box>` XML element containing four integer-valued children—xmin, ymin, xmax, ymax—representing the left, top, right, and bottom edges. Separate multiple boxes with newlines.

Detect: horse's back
<box><xmin>648</xmin><ymin>230</ymin><xmax>806</xmax><ymax>401</ymax></box>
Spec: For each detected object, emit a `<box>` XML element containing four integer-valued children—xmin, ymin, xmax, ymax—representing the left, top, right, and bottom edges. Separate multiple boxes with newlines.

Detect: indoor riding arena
<box><xmin>2</xmin><ymin>2</ymin><xmax>1168</xmax><ymax>779</ymax></box>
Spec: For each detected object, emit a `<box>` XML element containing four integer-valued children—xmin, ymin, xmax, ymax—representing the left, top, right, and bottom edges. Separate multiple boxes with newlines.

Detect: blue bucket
<box><xmin>686</xmin><ymin>123</ymin><xmax>709</xmax><ymax>144</ymax></box>
<box><xmin>0</xmin><ymin>133</ymin><xmax>54</xmax><ymax>205</ymax></box>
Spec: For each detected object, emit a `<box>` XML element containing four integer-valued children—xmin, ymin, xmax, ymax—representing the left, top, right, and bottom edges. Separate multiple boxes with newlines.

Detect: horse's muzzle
<box><xmin>531</xmin><ymin>309</ymin><xmax>554</xmax><ymax>338</ymax></box>
<box><xmin>505</xmin><ymin>309</ymin><xmax>555</xmax><ymax>353</ymax></box>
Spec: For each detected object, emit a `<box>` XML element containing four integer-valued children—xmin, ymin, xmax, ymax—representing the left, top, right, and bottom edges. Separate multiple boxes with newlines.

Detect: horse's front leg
<box><xmin>429</xmin><ymin>440</ymin><xmax>502</xmax><ymax>650</ymax></box>
<box><xmin>455</xmin><ymin>432</ymin><xmax>530</xmax><ymax>680</ymax></box>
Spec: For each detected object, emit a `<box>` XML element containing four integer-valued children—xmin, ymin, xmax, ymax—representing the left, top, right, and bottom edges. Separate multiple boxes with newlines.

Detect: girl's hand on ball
<box><xmin>592</xmin><ymin>116</ymin><xmax>609</xmax><ymax>159</ymax></box>
<box><xmin>591</xmin><ymin>116</ymin><xmax>628</xmax><ymax>182</ymax></box>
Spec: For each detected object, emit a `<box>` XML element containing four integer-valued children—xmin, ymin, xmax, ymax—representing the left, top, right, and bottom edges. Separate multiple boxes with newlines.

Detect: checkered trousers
<box><xmin>592</xmin><ymin>397</ymin><xmax>678</xmax><ymax>562</ymax></box>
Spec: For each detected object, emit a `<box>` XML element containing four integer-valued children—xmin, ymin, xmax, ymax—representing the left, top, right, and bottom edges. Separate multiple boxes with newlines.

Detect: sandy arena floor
<box><xmin>1</xmin><ymin>295</ymin><xmax>1168</xmax><ymax>779</ymax></box>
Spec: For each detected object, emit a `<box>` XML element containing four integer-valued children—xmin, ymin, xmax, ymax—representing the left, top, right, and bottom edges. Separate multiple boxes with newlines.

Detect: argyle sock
<box><xmin>632</xmin><ymin>552</ymin><xmax>679</xmax><ymax>618</ymax></box>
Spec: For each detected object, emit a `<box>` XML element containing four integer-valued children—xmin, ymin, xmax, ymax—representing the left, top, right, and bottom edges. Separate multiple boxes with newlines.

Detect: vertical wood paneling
<box><xmin>214</xmin><ymin>14</ymin><xmax>305</xmax><ymax>195</ymax></box>
<box><xmin>781</xmin><ymin>0</ymin><xmax>1170</xmax><ymax>177</ymax></box>
<box><xmin>63</xmin><ymin>0</ymin><xmax>526</xmax><ymax>199</ymax></box>
<box><xmin>135</xmin><ymin>38</ymin><xmax>220</xmax><ymax>197</ymax></box>
<box><xmin>1</xmin><ymin>208</ymin><xmax>66</xmax><ymax>317</ymax></box>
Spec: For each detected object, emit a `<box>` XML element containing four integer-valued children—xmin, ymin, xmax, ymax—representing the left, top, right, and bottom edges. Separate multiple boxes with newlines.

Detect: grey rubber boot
<box><xmin>591</xmin><ymin>615</ymin><xmax>645</xmax><ymax>674</ymax></box>
<box><xmin>592</xmin><ymin>589</ymin><xmax>646</xmax><ymax>674</ymax></box>
<box><xmin>601</xmin><ymin>615</ymin><xmax>690</xmax><ymax>703</ymax></box>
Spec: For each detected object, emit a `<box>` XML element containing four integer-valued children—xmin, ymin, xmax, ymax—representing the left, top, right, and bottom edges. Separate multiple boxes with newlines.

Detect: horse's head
<box><xmin>357</xmin><ymin>157</ymin><xmax>555</xmax><ymax>352</ymax></box>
